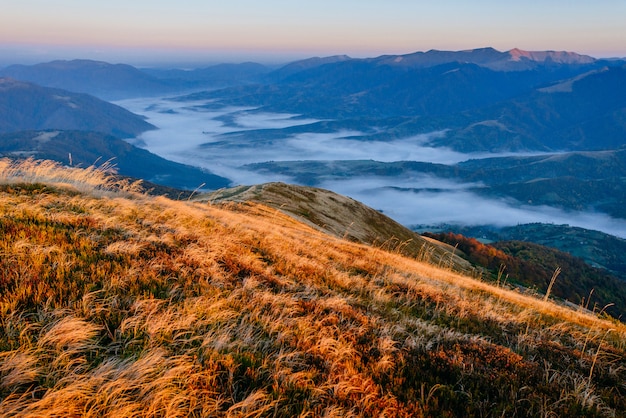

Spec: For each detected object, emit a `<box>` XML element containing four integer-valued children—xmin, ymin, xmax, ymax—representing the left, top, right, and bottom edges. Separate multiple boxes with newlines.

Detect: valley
<box><xmin>114</xmin><ymin>91</ymin><xmax>626</xmax><ymax>241</ymax></box>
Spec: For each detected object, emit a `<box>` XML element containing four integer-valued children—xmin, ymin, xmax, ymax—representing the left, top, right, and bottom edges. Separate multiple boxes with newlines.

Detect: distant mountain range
<box><xmin>183</xmin><ymin>47</ymin><xmax>626</xmax><ymax>153</ymax></box>
<box><xmin>0</xmin><ymin>60</ymin><xmax>175</xmax><ymax>100</ymax></box>
<box><xmin>0</xmin><ymin>60</ymin><xmax>271</xmax><ymax>100</ymax></box>
<box><xmin>368</xmin><ymin>47</ymin><xmax>596</xmax><ymax>71</ymax></box>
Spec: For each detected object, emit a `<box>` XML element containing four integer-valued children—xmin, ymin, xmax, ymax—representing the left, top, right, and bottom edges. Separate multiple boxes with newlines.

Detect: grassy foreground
<box><xmin>0</xmin><ymin>159</ymin><xmax>625</xmax><ymax>417</ymax></box>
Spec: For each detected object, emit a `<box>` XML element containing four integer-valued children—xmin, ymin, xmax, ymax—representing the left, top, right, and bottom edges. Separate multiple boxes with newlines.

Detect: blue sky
<box><xmin>1</xmin><ymin>0</ymin><xmax>625</xmax><ymax>65</ymax></box>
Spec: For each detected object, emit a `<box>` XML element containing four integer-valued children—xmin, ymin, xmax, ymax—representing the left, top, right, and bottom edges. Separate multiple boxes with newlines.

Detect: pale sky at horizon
<box><xmin>1</xmin><ymin>0</ymin><xmax>625</xmax><ymax>66</ymax></box>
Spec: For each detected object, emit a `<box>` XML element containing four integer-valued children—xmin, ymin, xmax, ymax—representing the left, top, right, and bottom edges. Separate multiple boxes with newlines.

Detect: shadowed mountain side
<box><xmin>199</xmin><ymin>182</ymin><xmax>475</xmax><ymax>274</ymax></box>
<box><xmin>181</xmin><ymin>62</ymin><xmax>579</xmax><ymax>120</ymax></box>
<box><xmin>180</xmin><ymin>52</ymin><xmax>625</xmax><ymax>153</ymax></box>
<box><xmin>0</xmin><ymin>60</ymin><xmax>176</xmax><ymax>100</ymax></box>
<box><xmin>0</xmin><ymin>130</ymin><xmax>231</xmax><ymax>190</ymax></box>
<box><xmin>444</xmin><ymin>223</ymin><xmax>626</xmax><ymax>279</ymax></box>
<box><xmin>0</xmin><ymin>78</ymin><xmax>155</xmax><ymax>137</ymax></box>
<box><xmin>432</xmin><ymin>66</ymin><xmax>626</xmax><ymax>152</ymax></box>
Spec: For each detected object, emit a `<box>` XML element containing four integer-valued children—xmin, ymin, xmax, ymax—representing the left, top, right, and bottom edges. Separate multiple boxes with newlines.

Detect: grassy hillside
<box><xmin>201</xmin><ymin>183</ymin><xmax>474</xmax><ymax>275</ymax></box>
<box><xmin>0</xmin><ymin>159</ymin><xmax>625</xmax><ymax>417</ymax></box>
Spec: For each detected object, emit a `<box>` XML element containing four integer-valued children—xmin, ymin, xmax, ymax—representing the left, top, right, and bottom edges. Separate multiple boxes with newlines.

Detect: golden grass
<box><xmin>0</xmin><ymin>159</ymin><xmax>625</xmax><ymax>417</ymax></box>
<box><xmin>0</xmin><ymin>157</ymin><xmax>142</xmax><ymax>195</ymax></box>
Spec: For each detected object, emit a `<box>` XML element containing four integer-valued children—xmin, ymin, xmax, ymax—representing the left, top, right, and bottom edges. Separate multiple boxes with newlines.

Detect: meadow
<box><xmin>0</xmin><ymin>158</ymin><xmax>624</xmax><ymax>417</ymax></box>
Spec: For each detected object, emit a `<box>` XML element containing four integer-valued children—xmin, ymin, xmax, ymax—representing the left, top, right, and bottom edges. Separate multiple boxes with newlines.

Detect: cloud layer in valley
<box><xmin>117</xmin><ymin>96</ymin><xmax>626</xmax><ymax>239</ymax></box>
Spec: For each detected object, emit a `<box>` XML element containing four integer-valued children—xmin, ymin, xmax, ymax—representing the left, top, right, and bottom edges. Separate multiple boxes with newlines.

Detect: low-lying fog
<box><xmin>117</xmin><ymin>96</ymin><xmax>626</xmax><ymax>239</ymax></box>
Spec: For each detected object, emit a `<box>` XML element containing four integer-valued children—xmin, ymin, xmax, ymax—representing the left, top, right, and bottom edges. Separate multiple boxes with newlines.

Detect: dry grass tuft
<box><xmin>0</xmin><ymin>157</ymin><xmax>142</xmax><ymax>196</ymax></box>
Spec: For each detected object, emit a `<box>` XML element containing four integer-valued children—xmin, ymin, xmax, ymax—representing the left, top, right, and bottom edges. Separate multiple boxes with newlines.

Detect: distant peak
<box><xmin>507</xmin><ymin>48</ymin><xmax>595</xmax><ymax>64</ymax></box>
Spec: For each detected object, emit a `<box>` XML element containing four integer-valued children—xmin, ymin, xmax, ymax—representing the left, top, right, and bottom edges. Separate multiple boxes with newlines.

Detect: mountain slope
<box><xmin>0</xmin><ymin>130</ymin><xmax>231</xmax><ymax>190</ymax></box>
<box><xmin>435</xmin><ymin>65</ymin><xmax>626</xmax><ymax>151</ymax></box>
<box><xmin>193</xmin><ymin>61</ymin><xmax>583</xmax><ymax>119</ymax></box>
<box><xmin>371</xmin><ymin>47</ymin><xmax>596</xmax><ymax>71</ymax></box>
<box><xmin>424</xmin><ymin>231</ymin><xmax>626</xmax><ymax>319</ymax></box>
<box><xmin>189</xmin><ymin>47</ymin><xmax>603</xmax><ymax>120</ymax></box>
<box><xmin>0</xmin><ymin>59</ymin><xmax>174</xmax><ymax>100</ymax></box>
<box><xmin>200</xmin><ymin>182</ymin><xmax>474</xmax><ymax>274</ymax></box>
<box><xmin>0</xmin><ymin>78</ymin><xmax>155</xmax><ymax>137</ymax></box>
<box><xmin>0</xmin><ymin>159</ymin><xmax>624</xmax><ymax>417</ymax></box>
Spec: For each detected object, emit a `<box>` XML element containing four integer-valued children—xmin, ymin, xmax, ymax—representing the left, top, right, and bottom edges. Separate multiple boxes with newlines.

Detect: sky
<box><xmin>1</xmin><ymin>0</ymin><xmax>626</xmax><ymax>66</ymax></box>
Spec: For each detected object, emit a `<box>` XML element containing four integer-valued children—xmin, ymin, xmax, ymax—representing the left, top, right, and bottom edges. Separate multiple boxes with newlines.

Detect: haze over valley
<box><xmin>117</xmin><ymin>91</ymin><xmax>626</xmax><ymax>239</ymax></box>
<box><xmin>76</xmin><ymin>47</ymin><xmax>624</xmax><ymax>242</ymax></box>
<box><xmin>2</xmin><ymin>47</ymin><xmax>626</xmax><ymax>244</ymax></box>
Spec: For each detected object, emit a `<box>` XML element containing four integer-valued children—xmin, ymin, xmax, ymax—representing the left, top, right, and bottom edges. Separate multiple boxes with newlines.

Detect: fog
<box><xmin>117</xmin><ymin>96</ymin><xmax>626</xmax><ymax>239</ymax></box>
<box><xmin>323</xmin><ymin>182</ymin><xmax>626</xmax><ymax>238</ymax></box>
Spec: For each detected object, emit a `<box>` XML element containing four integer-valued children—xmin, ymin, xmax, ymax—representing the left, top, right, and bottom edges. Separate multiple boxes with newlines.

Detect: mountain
<box><xmin>199</xmin><ymin>182</ymin><xmax>474</xmax><ymax>274</ymax></box>
<box><xmin>181</xmin><ymin>48</ymin><xmax>625</xmax><ymax>153</ymax></box>
<box><xmin>0</xmin><ymin>59</ymin><xmax>175</xmax><ymax>100</ymax></box>
<box><xmin>193</xmin><ymin>59</ymin><xmax>592</xmax><ymax>119</ymax></box>
<box><xmin>0</xmin><ymin>159</ymin><xmax>625</xmax><ymax>416</ymax></box>
<box><xmin>432</xmin><ymin>65</ymin><xmax>626</xmax><ymax>151</ymax></box>
<box><xmin>439</xmin><ymin>223</ymin><xmax>626</xmax><ymax>279</ymax></box>
<box><xmin>0</xmin><ymin>59</ymin><xmax>274</xmax><ymax>99</ymax></box>
<box><xmin>143</xmin><ymin>62</ymin><xmax>270</xmax><ymax>88</ymax></box>
<box><xmin>371</xmin><ymin>47</ymin><xmax>596</xmax><ymax>71</ymax></box>
<box><xmin>188</xmin><ymin>47</ymin><xmax>605</xmax><ymax>118</ymax></box>
<box><xmin>0</xmin><ymin>78</ymin><xmax>155</xmax><ymax>137</ymax></box>
<box><xmin>0</xmin><ymin>130</ymin><xmax>231</xmax><ymax>190</ymax></box>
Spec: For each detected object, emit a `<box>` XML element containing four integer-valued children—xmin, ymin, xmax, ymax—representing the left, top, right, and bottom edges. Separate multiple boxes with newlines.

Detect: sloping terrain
<box><xmin>200</xmin><ymin>182</ymin><xmax>474</xmax><ymax>274</ymax></box>
<box><xmin>0</xmin><ymin>159</ymin><xmax>625</xmax><ymax>417</ymax></box>
<box><xmin>0</xmin><ymin>78</ymin><xmax>155</xmax><ymax>137</ymax></box>
<box><xmin>434</xmin><ymin>66</ymin><xmax>626</xmax><ymax>151</ymax></box>
<box><xmin>0</xmin><ymin>60</ymin><xmax>174</xmax><ymax>100</ymax></box>
<box><xmin>424</xmin><ymin>232</ymin><xmax>626</xmax><ymax>320</ymax></box>
<box><xmin>182</xmin><ymin>49</ymin><xmax>625</xmax><ymax>153</ymax></box>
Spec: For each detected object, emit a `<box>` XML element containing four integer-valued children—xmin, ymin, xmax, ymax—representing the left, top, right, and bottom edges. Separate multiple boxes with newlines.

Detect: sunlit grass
<box><xmin>0</xmin><ymin>159</ymin><xmax>624</xmax><ymax>417</ymax></box>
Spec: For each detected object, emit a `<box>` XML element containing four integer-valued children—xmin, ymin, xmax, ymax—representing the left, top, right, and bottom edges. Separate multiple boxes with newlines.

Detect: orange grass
<box><xmin>0</xmin><ymin>159</ymin><xmax>625</xmax><ymax>417</ymax></box>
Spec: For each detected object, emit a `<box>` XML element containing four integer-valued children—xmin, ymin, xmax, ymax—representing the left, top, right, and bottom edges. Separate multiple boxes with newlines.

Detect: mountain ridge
<box><xmin>0</xmin><ymin>59</ymin><xmax>175</xmax><ymax>100</ymax></box>
<box><xmin>199</xmin><ymin>182</ymin><xmax>475</xmax><ymax>274</ymax></box>
<box><xmin>370</xmin><ymin>47</ymin><xmax>596</xmax><ymax>71</ymax></box>
<box><xmin>0</xmin><ymin>77</ymin><xmax>155</xmax><ymax>137</ymax></box>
